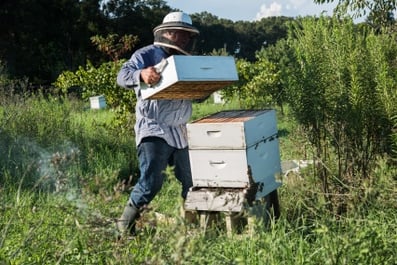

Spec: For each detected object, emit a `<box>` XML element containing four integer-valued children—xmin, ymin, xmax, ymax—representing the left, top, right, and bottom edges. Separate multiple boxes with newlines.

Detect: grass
<box><xmin>1</xmin><ymin>94</ymin><xmax>396</xmax><ymax>264</ymax></box>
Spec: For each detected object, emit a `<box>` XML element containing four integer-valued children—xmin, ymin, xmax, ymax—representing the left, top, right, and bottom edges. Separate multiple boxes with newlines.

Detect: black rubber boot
<box><xmin>116</xmin><ymin>199</ymin><xmax>139</xmax><ymax>235</ymax></box>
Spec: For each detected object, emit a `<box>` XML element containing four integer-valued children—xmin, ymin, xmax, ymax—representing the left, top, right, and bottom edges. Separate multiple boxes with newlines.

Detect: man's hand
<box><xmin>141</xmin><ymin>67</ymin><xmax>161</xmax><ymax>86</ymax></box>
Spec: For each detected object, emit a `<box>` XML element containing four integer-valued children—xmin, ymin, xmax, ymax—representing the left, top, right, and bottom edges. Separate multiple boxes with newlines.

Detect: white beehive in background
<box><xmin>141</xmin><ymin>55</ymin><xmax>238</xmax><ymax>100</ymax></box>
<box><xmin>185</xmin><ymin>110</ymin><xmax>282</xmax><ymax>212</ymax></box>
<box><xmin>89</xmin><ymin>95</ymin><xmax>106</xmax><ymax>109</ymax></box>
<box><xmin>213</xmin><ymin>91</ymin><xmax>225</xmax><ymax>104</ymax></box>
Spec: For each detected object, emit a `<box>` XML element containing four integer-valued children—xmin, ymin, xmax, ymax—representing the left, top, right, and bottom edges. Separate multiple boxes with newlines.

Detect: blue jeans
<box><xmin>130</xmin><ymin>137</ymin><xmax>193</xmax><ymax>208</ymax></box>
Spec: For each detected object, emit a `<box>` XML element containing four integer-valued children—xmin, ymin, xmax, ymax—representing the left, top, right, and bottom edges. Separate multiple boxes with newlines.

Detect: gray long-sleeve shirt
<box><xmin>117</xmin><ymin>44</ymin><xmax>192</xmax><ymax>148</ymax></box>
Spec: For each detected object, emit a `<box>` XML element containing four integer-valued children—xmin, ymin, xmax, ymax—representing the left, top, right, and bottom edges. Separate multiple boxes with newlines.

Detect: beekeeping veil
<box><xmin>153</xmin><ymin>12</ymin><xmax>199</xmax><ymax>55</ymax></box>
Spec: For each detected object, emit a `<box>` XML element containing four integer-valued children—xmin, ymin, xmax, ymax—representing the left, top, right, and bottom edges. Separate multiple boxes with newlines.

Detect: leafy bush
<box><xmin>220</xmin><ymin>17</ymin><xmax>397</xmax><ymax>216</ymax></box>
<box><xmin>54</xmin><ymin>60</ymin><xmax>137</xmax><ymax>132</ymax></box>
<box><xmin>284</xmin><ymin>17</ymin><xmax>397</xmax><ymax>213</ymax></box>
<box><xmin>221</xmin><ymin>58</ymin><xmax>280</xmax><ymax>109</ymax></box>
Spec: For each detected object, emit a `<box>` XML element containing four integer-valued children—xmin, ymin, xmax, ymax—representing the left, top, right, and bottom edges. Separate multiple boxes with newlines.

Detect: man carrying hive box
<box><xmin>115</xmin><ymin>11</ymin><xmax>203</xmax><ymax>236</ymax></box>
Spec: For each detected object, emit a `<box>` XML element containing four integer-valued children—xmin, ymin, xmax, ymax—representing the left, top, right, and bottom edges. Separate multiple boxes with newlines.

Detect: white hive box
<box><xmin>187</xmin><ymin>110</ymin><xmax>282</xmax><ymax>199</ymax></box>
<box><xmin>89</xmin><ymin>95</ymin><xmax>106</xmax><ymax>109</ymax></box>
<box><xmin>141</xmin><ymin>55</ymin><xmax>238</xmax><ymax>100</ymax></box>
<box><xmin>187</xmin><ymin>110</ymin><xmax>278</xmax><ymax>150</ymax></box>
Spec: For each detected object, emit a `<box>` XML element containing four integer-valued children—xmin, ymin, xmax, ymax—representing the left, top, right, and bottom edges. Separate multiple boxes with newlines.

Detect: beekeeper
<box><xmin>116</xmin><ymin>11</ymin><xmax>200</xmax><ymax>236</ymax></box>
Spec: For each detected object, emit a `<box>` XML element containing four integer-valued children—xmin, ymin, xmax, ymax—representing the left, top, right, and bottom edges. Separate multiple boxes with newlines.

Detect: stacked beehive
<box><xmin>184</xmin><ymin>110</ymin><xmax>282</xmax><ymax>214</ymax></box>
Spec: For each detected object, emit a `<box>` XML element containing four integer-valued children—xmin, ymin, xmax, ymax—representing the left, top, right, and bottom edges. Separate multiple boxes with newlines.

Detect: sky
<box><xmin>165</xmin><ymin>0</ymin><xmax>338</xmax><ymax>22</ymax></box>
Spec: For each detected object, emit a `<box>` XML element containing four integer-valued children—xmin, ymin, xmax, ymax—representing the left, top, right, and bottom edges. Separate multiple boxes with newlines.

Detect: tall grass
<box><xmin>0</xmin><ymin>90</ymin><xmax>137</xmax><ymax>194</ymax></box>
<box><xmin>1</xmin><ymin>93</ymin><xmax>396</xmax><ymax>264</ymax></box>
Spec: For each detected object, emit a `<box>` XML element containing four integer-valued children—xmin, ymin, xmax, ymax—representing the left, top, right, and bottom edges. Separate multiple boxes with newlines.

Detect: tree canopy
<box><xmin>0</xmin><ymin>0</ymin><xmax>291</xmax><ymax>85</ymax></box>
<box><xmin>314</xmin><ymin>0</ymin><xmax>396</xmax><ymax>28</ymax></box>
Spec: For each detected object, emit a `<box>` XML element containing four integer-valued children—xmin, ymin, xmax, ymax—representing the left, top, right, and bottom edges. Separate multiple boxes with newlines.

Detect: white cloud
<box><xmin>255</xmin><ymin>2</ymin><xmax>283</xmax><ymax>20</ymax></box>
<box><xmin>288</xmin><ymin>0</ymin><xmax>307</xmax><ymax>9</ymax></box>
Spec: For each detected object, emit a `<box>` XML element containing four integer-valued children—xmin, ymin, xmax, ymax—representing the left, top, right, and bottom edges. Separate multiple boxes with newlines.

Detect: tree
<box><xmin>256</xmin><ymin>38</ymin><xmax>295</xmax><ymax>114</ymax></box>
<box><xmin>0</xmin><ymin>0</ymin><xmax>296</xmax><ymax>85</ymax></box>
<box><xmin>0</xmin><ymin>0</ymin><xmax>107</xmax><ymax>85</ymax></box>
<box><xmin>191</xmin><ymin>12</ymin><xmax>238</xmax><ymax>56</ymax></box>
<box><xmin>102</xmin><ymin>0</ymin><xmax>171</xmax><ymax>50</ymax></box>
<box><xmin>314</xmin><ymin>0</ymin><xmax>396</xmax><ymax>29</ymax></box>
<box><xmin>90</xmin><ymin>34</ymin><xmax>139</xmax><ymax>61</ymax></box>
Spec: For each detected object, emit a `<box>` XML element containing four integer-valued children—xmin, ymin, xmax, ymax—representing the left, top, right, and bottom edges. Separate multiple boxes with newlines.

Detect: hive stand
<box><xmin>185</xmin><ymin>185</ymin><xmax>280</xmax><ymax>236</ymax></box>
<box><xmin>229</xmin><ymin>195</ymin><xmax>279</xmax><ymax>235</ymax></box>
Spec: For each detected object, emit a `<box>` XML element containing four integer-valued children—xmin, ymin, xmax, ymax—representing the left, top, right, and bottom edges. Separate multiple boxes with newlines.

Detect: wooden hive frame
<box><xmin>146</xmin><ymin>80</ymin><xmax>235</xmax><ymax>100</ymax></box>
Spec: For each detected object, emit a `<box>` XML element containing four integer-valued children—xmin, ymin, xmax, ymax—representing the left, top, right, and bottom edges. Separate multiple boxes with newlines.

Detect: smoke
<box><xmin>36</xmin><ymin>140</ymin><xmax>81</xmax><ymax>192</ymax></box>
<box><xmin>38</xmin><ymin>142</ymin><xmax>80</xmax><ymax>192</ymax></box>
<box><xmin>0</xmin><ymin>134</ymin><xmax>81</xmax><ymax>193</ymax></box>
<box><xmin>1</xmin><ymin>134</ymin><xmax>113</xmax><ymax>228</ymax></box>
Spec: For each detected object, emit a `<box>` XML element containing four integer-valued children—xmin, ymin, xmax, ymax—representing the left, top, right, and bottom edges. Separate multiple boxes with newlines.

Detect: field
<box><xmin>1</xmin><ymin>94</ymin><xmax>396</xmax><ymax>264</ymax></box>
